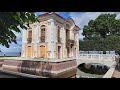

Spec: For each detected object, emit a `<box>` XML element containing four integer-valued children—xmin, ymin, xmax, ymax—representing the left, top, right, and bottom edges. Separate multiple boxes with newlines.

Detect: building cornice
<box><xmin>37</xmin><ymin>12</ymin><xmax>80</xmax><ymax>29</ymax></box>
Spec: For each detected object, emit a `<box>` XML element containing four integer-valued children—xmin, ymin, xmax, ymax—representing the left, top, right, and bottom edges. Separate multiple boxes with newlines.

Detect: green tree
<box><xmin>0</xmin><ymin>12</ymin><xmax>38</xmax><ymax>48</ymax></box>
<box><xmin>80</xmin><ymin>13</ymin><xmax>120</xmax><ymax>55</ymax></box>
<box><xmin>83</xmin><ymin>13</ymin><xmax>120</xmax><ymax>39</ymax></box>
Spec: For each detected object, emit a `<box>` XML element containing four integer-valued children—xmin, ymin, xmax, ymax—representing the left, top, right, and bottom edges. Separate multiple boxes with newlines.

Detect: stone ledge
<box><xmin>0</xmin><ymin>57</ymin><xmax>76</xmax><ymax>62</ymax></box>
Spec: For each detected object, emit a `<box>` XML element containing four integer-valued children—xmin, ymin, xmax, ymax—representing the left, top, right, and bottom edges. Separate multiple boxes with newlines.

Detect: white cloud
<box><xmin>69</xmin><ymin>12</ymin><xmax>120</xmax><ymax>40</ymax></box>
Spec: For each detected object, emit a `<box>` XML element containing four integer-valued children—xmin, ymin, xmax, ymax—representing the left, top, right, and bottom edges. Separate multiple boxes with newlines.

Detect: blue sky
<box><xmin>0</xmin><ymin>12</ymin><xmax>120</xmax><ymax>52</ymax></box>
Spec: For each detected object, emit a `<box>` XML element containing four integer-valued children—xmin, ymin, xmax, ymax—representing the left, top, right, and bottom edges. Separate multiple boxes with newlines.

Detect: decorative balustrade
<box><xmin>79</xmin><ymin>54</ymin><xmax>118</xmax><ymax>61</ymax></box>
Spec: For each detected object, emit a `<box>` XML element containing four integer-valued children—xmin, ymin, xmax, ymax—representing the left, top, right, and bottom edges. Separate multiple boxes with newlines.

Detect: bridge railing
<box><xmin>79</xmin><ymin>54</ymin><xmax>119</xmax><ymax>61</ymax></box>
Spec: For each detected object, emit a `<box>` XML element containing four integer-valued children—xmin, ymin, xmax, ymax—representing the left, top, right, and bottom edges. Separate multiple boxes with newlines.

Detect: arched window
<box><xmin>41</xmin><ymin>25</ymin><xmax>46</xmax><ymax>42</ymax></box>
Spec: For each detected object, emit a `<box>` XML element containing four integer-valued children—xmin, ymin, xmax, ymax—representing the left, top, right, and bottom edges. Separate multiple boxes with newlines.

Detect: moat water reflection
<box><xmin>77</xmin><ymin>63</ymin><xmax>110</xmax><ymax>78</ymax></box>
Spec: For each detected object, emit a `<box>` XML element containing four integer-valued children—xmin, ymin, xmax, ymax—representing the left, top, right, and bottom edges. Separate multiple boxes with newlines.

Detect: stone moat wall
<box><xmin>0</xmin><ymin>59</ymin><xmax>77</xmax><ymax>78</ymax></box>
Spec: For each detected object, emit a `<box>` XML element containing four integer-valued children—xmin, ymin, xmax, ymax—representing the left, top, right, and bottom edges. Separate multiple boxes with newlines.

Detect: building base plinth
<box><xmin>2</xmin><ymin>59</ymin><xmax>77</xmax><ymax>78</ymax></box>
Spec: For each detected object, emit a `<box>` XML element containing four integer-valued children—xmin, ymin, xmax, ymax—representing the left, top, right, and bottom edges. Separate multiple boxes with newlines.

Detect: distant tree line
<box><xmin>79</xmin><ymin>13</ymin><xmax>120</xmax><ymax>55</ymax></box>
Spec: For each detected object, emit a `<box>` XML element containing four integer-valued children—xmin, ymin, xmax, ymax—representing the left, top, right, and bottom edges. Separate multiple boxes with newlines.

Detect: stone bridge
<box><xmin>76</xmin><ymin>54</ymin><xmax>118</xmax><ymax>67</ymax></box>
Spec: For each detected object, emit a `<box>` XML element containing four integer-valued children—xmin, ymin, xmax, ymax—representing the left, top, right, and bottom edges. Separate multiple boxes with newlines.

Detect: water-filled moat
<box><xmin>77</xmin><ymin>63</ymin><xmax>110</xmax><ymax>78</ymax></box>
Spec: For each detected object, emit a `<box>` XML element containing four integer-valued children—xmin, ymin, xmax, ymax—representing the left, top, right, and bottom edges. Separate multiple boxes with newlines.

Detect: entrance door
<box><xmin>58</xmin><ymin>46</ymin><xmax>61</xmax><ymax>59</ymax></box>
<box><xmin>28</xmin><ymin>46</ymin><xmax>31</xmax><ymax>57</ymax></box>
<box><xmin>40</xmin><ymin>46</ymin><xmax>45</xmax><ymax>58</ymax></box>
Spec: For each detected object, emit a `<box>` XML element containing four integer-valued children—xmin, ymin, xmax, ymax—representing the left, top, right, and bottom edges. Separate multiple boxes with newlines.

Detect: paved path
<box><xmin>112</xmin><ymin>63</ymin><xmax>120</xmax><ymax>78</ymax></box>
<box><xmin>0</xmin><ymin>71</ymin><xmax>22</xmax><ymax>78</ymax></box>
<box><xmin>112</xmin><ymin>70</ymin><xmax>120</xmax><ymax>78</ymax></box>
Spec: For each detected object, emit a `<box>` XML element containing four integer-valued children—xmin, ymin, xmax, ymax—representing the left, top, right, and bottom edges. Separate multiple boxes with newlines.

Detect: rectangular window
<box><xmin>27</xmin><ymin>30</ymin><xmax>32</xmax><ymax>43</ymax></box>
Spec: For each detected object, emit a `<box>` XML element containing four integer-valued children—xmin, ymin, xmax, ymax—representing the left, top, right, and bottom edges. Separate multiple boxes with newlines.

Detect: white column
<box><xmin>47</xmin><ymin>19</ymin><xmax>57</xmax><ymax>59</ymax></box>
<box><xmin>76</xmin><ymin>31</ymin><xmax>79</xmax><ymax>59</ymax></box>
<box><xmin>34</xmin><ymin>26</ymin><xmax>39</xmax><ymax>57</ymax></box>
<box><xmin>21</xmin><ymin>29</ymin><xmax>26</xmax><ymax>57</ymax></box>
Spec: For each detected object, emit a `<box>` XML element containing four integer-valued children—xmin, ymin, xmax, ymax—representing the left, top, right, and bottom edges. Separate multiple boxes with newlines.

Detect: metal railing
<box><xmin>66</xmin><ymin>39</ymin><xmax>75</xmax><ymax>47</ymax></box>
<box><xmin>40</xmin><ymin>36</ymin><xmax>45</xmax><ymax>42</ymax></box>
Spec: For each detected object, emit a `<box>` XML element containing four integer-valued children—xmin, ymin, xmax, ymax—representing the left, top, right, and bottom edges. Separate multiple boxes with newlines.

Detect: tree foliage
<box><xmin>80</xmin><ymin>13</ymin><xmax>120</xmax><ymax>55</ymax></box>
<box><xmin>83</xmin><ymin>13</ymin><xmax>120</xmax><ymax>39</ymax></box>
<box><xmin>0</xmin><ymin>12</ymin><xmax>38</xmax><ymax>48</ymax></box>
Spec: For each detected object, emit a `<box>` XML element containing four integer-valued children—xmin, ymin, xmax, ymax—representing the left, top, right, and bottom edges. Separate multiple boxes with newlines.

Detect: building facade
<box><xmin>21</xmin><ymin>12</ymin><xmax>80</xmax><ymax>59</ymax></box>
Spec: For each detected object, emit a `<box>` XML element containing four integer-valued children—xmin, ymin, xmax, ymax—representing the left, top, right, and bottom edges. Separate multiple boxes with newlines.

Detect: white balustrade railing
<box><xmin>79</xmin><ymin>54</ymin><xmax>119</xmax><ymax>61</ymax></box>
